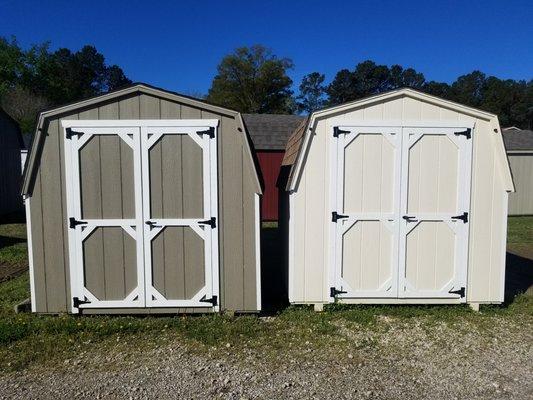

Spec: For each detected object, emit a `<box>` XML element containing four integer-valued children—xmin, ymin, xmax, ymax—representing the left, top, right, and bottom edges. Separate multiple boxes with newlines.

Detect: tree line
<box><xmin>1</xmin><ymin>39</ymin><xmax>531</xmax><ymax>134</ymax></box>
<box><xmin>207</xmin><ymin>45</ymin><xmax>533</xmax><ymax>129</ymax></box>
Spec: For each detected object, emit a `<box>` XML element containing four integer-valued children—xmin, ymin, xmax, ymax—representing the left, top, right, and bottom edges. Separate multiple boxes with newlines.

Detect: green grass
<box><xmin>0</xmin><ymin>217</ymin><xmax>531</xmax><ymax>372</ymax></box>
<box><xmin>0</xmin><ymin>223</ymin><xmax>27</xmax><ymax>266</ymax></box>
<box><xmin>507</xmin><ymin>216</ymin><xmax>533</xmax><ymax>244</ymax></box>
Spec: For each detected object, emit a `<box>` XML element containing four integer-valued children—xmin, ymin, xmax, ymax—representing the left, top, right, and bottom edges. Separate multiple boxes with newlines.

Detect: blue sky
<box><xmin>1</xmin><ymin>0</ymin><xmax>532</xmax><ymax>95</ymax></box>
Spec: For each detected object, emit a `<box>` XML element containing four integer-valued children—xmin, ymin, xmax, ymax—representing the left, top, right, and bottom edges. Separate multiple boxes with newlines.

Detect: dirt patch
<box><xmin>0</xmin><ymin>264</ymin><xmax>28</xmax><ymax>283</ymax></box>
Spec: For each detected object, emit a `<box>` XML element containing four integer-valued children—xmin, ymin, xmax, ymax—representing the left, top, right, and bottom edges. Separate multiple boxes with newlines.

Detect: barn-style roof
<box><xmin>284</xmin><ymin>88</ymin><xmax>514</xmax><ymax>192</ymax></box>
<box><xmin>242</xmin><ymin>114</ymin><xmax>305</xmax><ymax>150</ymax></box>
<box><xmin>22</xmin><ymin>83</ymin><xmax>262</xmax><ymax>195</ymax></box>
<box><xmin>502</xmin><ymin>128</ymin><xmax>533</xmax><ymax>151</ymax></box>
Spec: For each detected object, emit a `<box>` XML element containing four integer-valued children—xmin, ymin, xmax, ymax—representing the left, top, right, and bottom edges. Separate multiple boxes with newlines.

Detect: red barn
<box><xmin>243</xmin><ymin>114</ymin><xmax>305</xmax><ymax>221</ymax></box>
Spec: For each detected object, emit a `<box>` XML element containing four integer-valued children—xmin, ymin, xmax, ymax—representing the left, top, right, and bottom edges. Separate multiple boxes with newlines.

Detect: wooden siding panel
<box><xmin>30</xmin><ymin>170</ymin><xmax>47</xmax><ymax>312</ymax></box>
<box><xmin>40</xmin><ymin>119</ymin><xmax>68</xmax><ymax>311</ymax></box>
<box><xmin>508</xmin><ymin>155</ymin><xmax>533</xmax><ymax>215</ymax></box>
<box><xmin>242</xmin><ymin>158</ymin><xmax>257</xmax><ymax>310</ymax></box>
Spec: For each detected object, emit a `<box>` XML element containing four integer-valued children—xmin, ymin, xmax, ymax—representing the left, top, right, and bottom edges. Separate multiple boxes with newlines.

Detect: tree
<box><xmin>297</xmin><ymin>72</ymin><xmax>326</xmax><ymax>113</ymax></box>
<box><xmin>0</xmin><ymin>37</ymin><xmax>132</xmax><ymax>133</ymax></box>
<box><xmin>326</xmin><ymin>60</ymin><xmax>427</xmax><ymax>105</ymax></box>
<box><xmin>206</xmin><ymin>45</ymin><xmax>294</xmax><ymax>113</ymax></box>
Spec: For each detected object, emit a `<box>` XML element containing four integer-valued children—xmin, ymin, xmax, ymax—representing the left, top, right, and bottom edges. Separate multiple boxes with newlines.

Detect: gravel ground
<box><xmin>1</xmin><ymin>316</ymin><xmax>531</xmax><ymax>400</ymax></box>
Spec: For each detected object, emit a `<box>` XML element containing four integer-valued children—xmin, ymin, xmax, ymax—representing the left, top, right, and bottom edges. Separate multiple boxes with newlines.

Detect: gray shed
<box><xmin>0</xmin><ymin>107</ymin><xmax>24</xmax><ymax>216</ymax></box>
<box><xmin>22</xmin><ymin>84</ymin><xmax>262</xmax><ymax>314</ymax></box>
<box><xmin>503</xmin><ymin>128</ymin><xmax>533</xmax><ymax>215</ymax></box>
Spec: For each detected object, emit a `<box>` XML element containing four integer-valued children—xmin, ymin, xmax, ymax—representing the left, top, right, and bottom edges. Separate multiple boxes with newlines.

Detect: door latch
<box><xmin>145</xmin><ymin>221</ymin><xmax>161</xmax><ymax>229</ymax></box>
<box><xmin>402</xmin><ymin>215</ymin><xmax>417</xmax><ymax>222</ymax></box>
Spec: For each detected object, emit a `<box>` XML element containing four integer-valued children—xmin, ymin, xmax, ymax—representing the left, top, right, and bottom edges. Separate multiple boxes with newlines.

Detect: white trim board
<box><xmin>25</xmin><ymin>197</ymin><xmax>36</xmax><ymax>312</ymax></box>
<box><xmin>255</xmin><ymin>194</ymin><xmax>262</xmax><ymax>311</ymax></box>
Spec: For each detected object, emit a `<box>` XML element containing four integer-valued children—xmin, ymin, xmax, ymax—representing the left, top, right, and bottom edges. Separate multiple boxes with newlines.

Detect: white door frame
<box><xmin>141</xmin><ymin>123</ymin><xmax>220</xmax><ymax>309</ymax></box>
<box><xmin>398</xmin><ymin>126</ymin><xmax>473</xmax><ymax>300</ymax></box>
<box><xmin>330</xmin><ymin>126</ymin><xmax>402</xmax><ymax>299</ymax></box>
<box><xmin>63</xmin><ymin>124</ymin><xmax>145</xmax><ymax>313</ymax></box>
<box><xmin>63</xmin><ymin>119</ymin><xmax>220</xmax><ymax>312</ymax></box>
<box><xmin>329</xmin><ymin>122</ymin><xmax>474</xmax><ymax>302</ymax></box>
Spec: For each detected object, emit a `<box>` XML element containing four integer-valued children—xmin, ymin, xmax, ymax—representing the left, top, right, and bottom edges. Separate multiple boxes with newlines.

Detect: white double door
<box><xmin>63</xmin><ymin>120</ymin><xmax>219</xmax><ymax>312</ymax></box>
<box><xmin>331</xmin><ymin>124</ymin><xmax>472</xmax><ymax>301</ymax></box>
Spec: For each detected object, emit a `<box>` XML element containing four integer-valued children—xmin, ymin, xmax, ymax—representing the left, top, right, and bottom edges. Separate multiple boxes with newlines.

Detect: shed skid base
<box><xmin>314</xmin><ymin>303</ymin><xmax>324</xmax><ymax>312</ymax></box>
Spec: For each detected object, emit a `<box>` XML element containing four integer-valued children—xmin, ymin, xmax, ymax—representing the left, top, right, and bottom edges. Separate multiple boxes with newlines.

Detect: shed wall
<box><xmin>28</xmin><ymin>92</ymin><xmax>259</xmax><ymax>313</ymax></box>
<box><xmin>0</xmin><ymin>112</ymin><xmax>23</xmax><ymax>215</ymax></box>
<box><xmin>508</xmin><ymin>154</ymin><xmax>533</xmax><ymax>215</ymax></box>
<box><xmin>290</xmin><ymin>95</ymin><xmax>508</xmax><ymax>304</ymax></box>
<box><xmin>257</xmin><ymin>151</ymin><xmax>285</xmax><ymax>221</ymax></box>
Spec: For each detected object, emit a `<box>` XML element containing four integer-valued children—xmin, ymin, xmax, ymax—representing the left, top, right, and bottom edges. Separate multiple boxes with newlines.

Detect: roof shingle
<box><xmin>503</xmin><ymin>128</ymin><xmax>533</xmax><ymax>151</ymax></box>
<box><xmin>243</xmin><ymin>114</ymin><xmax>306</xmax><ymax>150</ymax></box>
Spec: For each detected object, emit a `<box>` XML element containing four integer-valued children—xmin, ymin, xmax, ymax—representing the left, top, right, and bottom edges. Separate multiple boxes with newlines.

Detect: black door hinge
<box><xmin>333</xmin><ymin>127</ymin><xmax>350</xmax><ymax>137</ymax></box>
<box><xmin>69</xmin><ymin>217</ymin><xmax>88</xmax><ymax>229</ymax></box>
<box><xmin>454</xmin><ymin>128</ymin><xmax>471</xmax><ymax>139</ymax></box>
<box><xmin>200</xmin><ymin>295</ymin><xmax>218</xmax><ymax>306</ymax></box>
<box><xmin>199</xmin><ymin>217</ymin><xmax>216</xmax><ymax>228</ymax></box>
<box><xmin>330</xmin><ymin>287</ymin><xmax>348</xmax><ymax>298</ymax></box>
<box><xmin>451</xmin><ymin>212</ymin><xmax>468</xmax><ymax>223</ymax></box>
<box><xmin>197</xmin><ymin>127</ymin><xmax>215</xmax><ymax>138</ymax></box>
<box><xmin>65</xmin><ymin>128</ymin><xmax>84</xmax><ymax>140</ymax></box>
<box><xmin>73</xmin><ymin>296</ymin><xmax>91</xmax><ymax>308</ymax></box>
<box><xmin>448</xmin><ymin>287</ymin><xmax>465</xmax><ymax>298</ymax></box>
<box><xmin>332</xmin><ymin>211</ymin><xmax>349</xmax><ymax>222</ymax></box>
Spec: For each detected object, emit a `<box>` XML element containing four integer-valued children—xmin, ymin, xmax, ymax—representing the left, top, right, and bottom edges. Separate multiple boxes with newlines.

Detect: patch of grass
<box><xmin>262</xmin><ymin>221</ymin><xmax>278</xmax><ymax>228</ymax></box>
<box><xmin>507</xmin><ymin>216</ymin><xmax>533</xmax><ymax>244</ymax></box>
<box><xmin>0</xmin><ymin>223</ymin><xmax>28</xmax><ymax>267</ymax></box>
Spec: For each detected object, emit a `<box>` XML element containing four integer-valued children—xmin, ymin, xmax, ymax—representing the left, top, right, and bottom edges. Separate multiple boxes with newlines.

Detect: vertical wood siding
<box><xmin>291</xmin><ymin>96</ymin><xmax>508</xmax><ymax>304</ymax></box>
<box><xmin>256</xmin><ymin>151</ymin><xmax>285</xmax><ymax>221</ymax></box>
<box><xmin>508</xmin><ymin>154</ymin><xmax>533</xmax><ymax>215</ymax></box>
<box><xmin>29</xmin><ymin>92</ymin><xmax>259</xmax><ymax>313</ymax></box>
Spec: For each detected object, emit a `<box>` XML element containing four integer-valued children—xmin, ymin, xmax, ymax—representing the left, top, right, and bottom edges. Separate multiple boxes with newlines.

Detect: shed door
<box><xmin>64</xmin><ymin>127</ymin><xmax>146</xmax><ymax>310</ymax></box>
<box><xmin>332</xmin><ymin>127</ymin><xmax>402</xmax><ymax>298</ymax></box>
<box><xmin>332</xmin><ymin>125</ymin><xmax>472</xmax><ymax>301</ymax></box>
<box><xmin>398</xmin><ymin>127</ymin><xmax>471</xmax><ymax>299</ymax></box>
<box><xmin>64</xmin><ymin>120</ymin><xmax>219</xmax><ymax>312</ymax></box>
<box><xmin>141</xmin><ymin>126</ymin><xmax>219</xmax><ymax>308</ymax></box>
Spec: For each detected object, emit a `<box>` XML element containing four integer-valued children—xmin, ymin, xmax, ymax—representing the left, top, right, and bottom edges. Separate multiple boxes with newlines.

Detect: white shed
<box><xmin>282</xmin><ymin>89</ymin><xmax>514</xmax><ymax>309</ymax></box>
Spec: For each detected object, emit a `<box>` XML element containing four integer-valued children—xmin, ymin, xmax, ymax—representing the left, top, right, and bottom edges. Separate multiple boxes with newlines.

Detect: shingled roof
<box><xmin>242</xmin><ymin>114</ymin><xmax>306</xmax><ymax>150</ymax></box>
<box><xmin>503</xmin><ymin>128</ymin><xmax>533</xmax><ymax>151</ymax></box>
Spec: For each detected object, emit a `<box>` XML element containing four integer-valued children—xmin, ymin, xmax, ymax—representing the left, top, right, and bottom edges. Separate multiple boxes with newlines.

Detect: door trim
<box><xmin>63</xmin><ymin>120</ymin><xmax>220</xmax><ymax>312</ymax></box>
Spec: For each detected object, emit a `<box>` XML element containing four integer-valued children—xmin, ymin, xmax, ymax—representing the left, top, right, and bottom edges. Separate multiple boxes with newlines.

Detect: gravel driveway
<box><xmin>1</xmin><ymin>315</ymin><xmax>531</xmax><ymax>400</ymax></box>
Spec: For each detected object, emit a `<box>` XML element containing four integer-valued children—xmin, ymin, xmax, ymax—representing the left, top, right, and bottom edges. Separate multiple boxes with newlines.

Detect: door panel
<box><xmin>399</xmin><ymin>127</ymin><xmax>471</xmax><ymax>300</ymax></box>
<box><xmin>142</xmin><ymin>126</ymin><xmax>218</xmax><ymax>308</ymax></box>
<box><xmin>149</xmin><ymin>135</ymin><xmax>204</xmax><ymax>219</ymax></box>
<box><xmin>407</xmin><ymin>135</ymin><xmax>458</xmax><ymax>214</ymax></box>
<box><xmin>64</xmin><ymin>127</ymin><xmax>145</xmax><ymax>311</ymax></box>
<box><xmin>341</xmin><ymin>220</ymin><xmax>394</xmax><ymax>294</ymax></box>
<box><xmin>151</xmin><ymin>226</ymin><xmax>205</xmax><ymax>300</ymax></box>
<box><xmin>83</xmin><ymin>226</ymin><xmax>137</xmax><ymax>301</ymax></box>
<box><xmin>64</xmin><ymin>120</ymin><xmax>220</xmax><ymax>312</ymax></box>
<box><xmin>333</xmin><ymin>127</ymin><xmax>401</xmax><ymax>298</ymax></box>
<box><xmin>332</xmin><ymin>124</ymin><xmax>472</xmax><ymax>302</ymax></box>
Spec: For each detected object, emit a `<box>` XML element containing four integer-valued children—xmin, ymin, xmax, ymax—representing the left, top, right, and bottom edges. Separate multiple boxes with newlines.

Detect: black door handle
<box><xmin>145</xmin><ymin>221</ymin><xmax>161</xmax><ymax>229</ymax></box>
<box><xmin>403</xmin><ymin>215</ymin><xmax>417</xmax><ymax>222</ymax></box>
